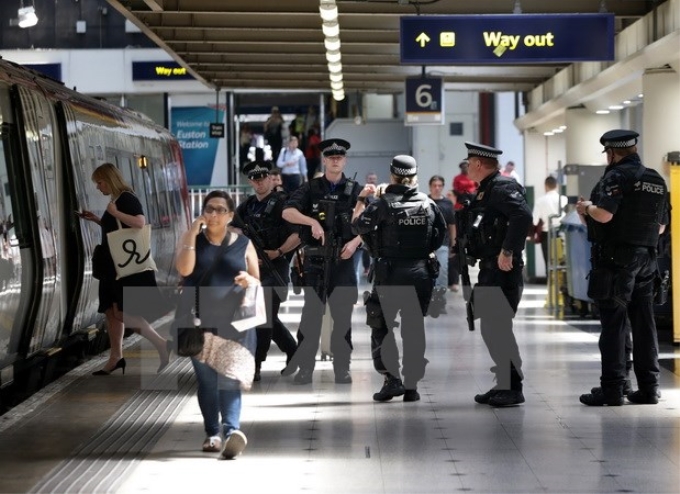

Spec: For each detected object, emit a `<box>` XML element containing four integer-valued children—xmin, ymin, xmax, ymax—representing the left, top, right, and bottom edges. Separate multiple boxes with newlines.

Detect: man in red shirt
<box><xmin>452</xmin><ymin>160</ymin><xmax>477</xmax><ymax>210</ymax></box>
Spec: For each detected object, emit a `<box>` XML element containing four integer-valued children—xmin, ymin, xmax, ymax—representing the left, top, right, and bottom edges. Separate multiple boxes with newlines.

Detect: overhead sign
<box><xmin>209</xmin><ymin>123</ymin><xmax>225</xmax><ymax>138</ymax></box>
<box><xmin>24</xmin><ymin>63</ymin><xmax>62</xmax><ymax>81</ymax></box>
<box><xmin>132</xmin><ymin>61</ymin><xmax>194</xmax><ymax>81</ymax></box>
<box><xmin>400</xmin><ymin>14</ymin><xmax>614</xmax><ymax>64</ymax></box>
<box><xmin>404</xmin><ymin>77</ymin><xmax>444</xmax><ymax>125</ymax></box>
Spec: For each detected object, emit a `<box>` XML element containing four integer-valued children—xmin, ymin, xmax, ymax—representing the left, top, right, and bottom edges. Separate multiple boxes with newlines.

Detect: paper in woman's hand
<box><xmin>232</xmin><ymin>284</ymin><xmax>267</xmax><ymax>331</ymax></box>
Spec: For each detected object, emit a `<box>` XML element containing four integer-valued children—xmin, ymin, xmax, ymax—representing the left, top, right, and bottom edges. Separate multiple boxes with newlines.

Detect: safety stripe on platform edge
<box><xmin>28</xmin><ymin>358</ymin><xmax>196</xmax><ymax>494</ymax></box>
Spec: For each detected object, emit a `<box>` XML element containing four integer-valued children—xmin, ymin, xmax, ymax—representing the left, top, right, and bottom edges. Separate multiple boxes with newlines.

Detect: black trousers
<box><xmin>369</xmin><ymin>259</ymin><xmax>433</xmax><ymax>388</ymax></box>
<box><xmin>291</xmin><ymin>256</ymin><xmax>358</xmax><ymax>372</ymax></box>
<box><xmin>595</xmin><ymin>247</ymin><xmax>659</xmax><ymax>393</ymax></box>
<box><xmin>255</xmin><ymin>285</ymin><xmax>297</xmax><ymax>366</ymax></box>
<box><xmin>475</xmin><ymin>258</ymin><xmax>524</xmax><ymax>390</ymax></box>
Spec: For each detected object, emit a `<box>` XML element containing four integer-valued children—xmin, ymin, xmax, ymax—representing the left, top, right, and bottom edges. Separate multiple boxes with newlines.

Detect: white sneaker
<box><xmin>220</xmin><ymin>430</ymin><xmax>247</xmax><ymax>459</ymax></box>
<box><xmin>202</xmin><ymin>435</ymin><xmax>222</xmax><ymax>452</ymax></box>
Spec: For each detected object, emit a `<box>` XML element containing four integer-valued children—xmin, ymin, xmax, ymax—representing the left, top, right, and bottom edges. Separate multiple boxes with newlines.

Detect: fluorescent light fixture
<box><xmin>18</xmin><ymin>6</ymin><xmax>38</xmax><ymax>28</ymax></box>
<box><xmin>325</xmin><ymin>50</ymin><xmax>341</xmax><ymax>63</ymax></box>
<box><xmin>608</xmin><ymin>105</ymin><xmax>624</xmax><ymax>110</ymax></box>
<box><xmin>552</xmin><ymin>128</ymin><xmax>563</xmax><ymax>133</ymax></box>
<box><xmin>332</xmin><ymin>90</ymin><xmax>345</xmax><ymax>101</ymax></box>
<box><xmin>327</xmin><ymin>62</ymin><xmax>342</xmax><ymax>74</ymax></box>
<box><xmin>324</xmin><ymin>36</ymin><xmax>341</xmax><ymax>51</ymax></box>
<box><xmin>623</xmin><ymin>100</ymin><xmax>632</xmax><ymax>104</ymax></box>
<box><xmin>543</xmin><ymin>131</ymin><xmax>554</xmax><ymax>136</ymax></box>
<box><xmin>329</xmin><ymin>72</ymin><xmax>343</xmax><ymax>82</ymax></box>
<box><xmin>322</xmin><ymin>21</ymin><xmax>339</xmax><ymax>37</ymax></box>
<box><xmin>595</xmin><ymin>110</ymin><xmax>610</xmax><ymax>114</ymax></box>
<box><xmin>559</xmin><ymin>125</ymin><xmax>567</xmax><ymax>130</ymax></box>
<box><xmin>638</xmin><ymin>93</ymin><xmax>643</xmax><ymax>98</ymax></box>
<box><xmin>319</xmin><ymin>4</ymin><xmax>338</xmax><ymax>22</ymax></box>
<box><xmin>330</xmin><ymin>81</ymin><xmax>344</xmax><ymax>90</ymax></box>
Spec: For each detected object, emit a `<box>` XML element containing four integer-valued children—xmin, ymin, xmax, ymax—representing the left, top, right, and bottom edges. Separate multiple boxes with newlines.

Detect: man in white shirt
<box><xmin>532</xmin><ymin>175</ymin><xmax>566</xmax><ymax>267</ymax></box>
<box><xmin>501</xmin><ymin>161</ymin><xmax>521</xmax><ymax>183</ymax></box>
<box><xmin>276</xmin><ymin>136</ymin><xmax>307</xmax><ymax>193</ymax></box>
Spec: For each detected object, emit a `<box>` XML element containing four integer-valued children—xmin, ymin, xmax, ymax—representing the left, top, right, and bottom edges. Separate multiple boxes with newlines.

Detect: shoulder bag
<box><xmin>107</xmin><ymin>217</ymin><xmax>157</xmax><ymax>280</ymax></box>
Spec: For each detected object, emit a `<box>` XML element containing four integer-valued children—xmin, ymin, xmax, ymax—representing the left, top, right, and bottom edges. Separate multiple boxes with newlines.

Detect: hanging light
<box><xmin>324</xmin><ymin>36</ymin><xmax>341</xmax><ymax>52</ymax></box>
<box><xmin>329</xmin><ymin>72</ymin><xmax>343</xmax><ymax>82</ymax></box>
<box><xmin>330</xmin><ymin>81</ymin><xmax>344</xmax><ymax>91</ymax></box>
<box><xmin>322</xmin><ymin>21</ymin><xmax>339</xmax><ymax>37</ymax></box>
<box><xmin>18</xmin><ymin>2</ymin><xmax>38</xmax><ymax>28</ymax></box>
<box><xmin>332</xmin><ymin>89</ymin><xmax>345</xmax><ymax>101</ymax></box>
<box><xmin>326</xmin><ymin>50</ymin><xmax>342</xmax><ymax>63</ymax></box>
<box><xmin>319</xmin><ymin>3</ymin><xmax>338</xmax><ymax>22</ymax></box>
<box><xmin>328</xmin><ymin>61</ymin><xmax>342</xmax><ymax>74</ymax></box>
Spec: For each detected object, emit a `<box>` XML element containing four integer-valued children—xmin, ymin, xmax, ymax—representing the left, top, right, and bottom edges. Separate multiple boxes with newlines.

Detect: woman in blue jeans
<box><xmin>176</xmin><ymin>190</ymin><xmax>260</xmax><ymax>459</ymax></box>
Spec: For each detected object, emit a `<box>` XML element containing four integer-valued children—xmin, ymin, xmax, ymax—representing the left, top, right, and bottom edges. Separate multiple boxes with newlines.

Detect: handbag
<box><xmin>106</xmin><ymin>218</ymin><xmax>157</xmax><ymax>280</ymax></box>
<box><xmin>232</xmin><ymin>283</ymin><xmax>266</xmax><ymax>332</ymax></box>
<box><xmin>173</xmin><ymin>235</ymin><xmax>230</xmax><ymax>357</ymax></box>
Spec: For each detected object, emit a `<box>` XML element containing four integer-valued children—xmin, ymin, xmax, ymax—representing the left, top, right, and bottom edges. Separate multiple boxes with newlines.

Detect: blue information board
<box><xmin>400</xmin><ymin>14</ymin><xmax>614</xmax><ymax>64</ymax></box>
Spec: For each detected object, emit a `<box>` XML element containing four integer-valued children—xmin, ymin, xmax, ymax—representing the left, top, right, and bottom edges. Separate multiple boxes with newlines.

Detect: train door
<box><xmin>14</xmin><ymin>87</ymin><xmax>65</xmax><ymax>355</ymax></box>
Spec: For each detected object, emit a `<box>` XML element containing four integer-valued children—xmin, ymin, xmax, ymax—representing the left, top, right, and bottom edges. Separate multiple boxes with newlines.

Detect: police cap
<box><xmin>600</xmin><ymin>129</ymin><xmax>639</xmax><ymax>152</ymax></box>
<box><xmin>319</xmin><ymin>138</ymin><xmax>351</xmax><ymax>157</ymax></box>
<box><xmin>465</xmin><ymin>141</ymin><xmax>503</xmax><ymax>160</ymax></box>
<box><xmin>243</xmin><ymin>160</ymin><xmax>271</xmax><ymax>180</ymax></box>
<box><xmin>390</xmin><ymin>155</ymin><xmax>417</xmax><ymax>176</ymax></box>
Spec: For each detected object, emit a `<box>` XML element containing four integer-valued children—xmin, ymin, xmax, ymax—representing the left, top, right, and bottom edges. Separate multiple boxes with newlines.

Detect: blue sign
<box><xmin>24</xmin><ymin>63</ymin><xmax>62</xmax><ymax>81</ymax></box>
<box><xmin>404</xmin><ymin>77</ymin><xmax>444</xmax><ymax>125</ymax></box>
<box><xmin>400</xmin><ymin>14</ymin><xmax>614</xmax><ymax>64</ymax></box>
<box><xmin>171</xmin><ymin>107</ymin><xmax>224</xmax><ymax>186</ymax></box>
<box><xmin>132</xmin><ymin>61</ymin><xmax>194</xmax><ymax>81</ymax></box>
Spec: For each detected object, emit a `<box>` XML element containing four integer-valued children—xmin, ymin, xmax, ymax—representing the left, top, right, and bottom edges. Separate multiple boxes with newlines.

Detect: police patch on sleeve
<box><xmin>602</xmin><ymin>175</ymin><xmax>623</xmax><ymax>197</ymax></box>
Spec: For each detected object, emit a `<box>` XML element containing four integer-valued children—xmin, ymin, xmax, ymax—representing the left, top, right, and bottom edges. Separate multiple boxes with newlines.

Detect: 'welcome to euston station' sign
<box><xmin>400</xmin><ymin>14</ymin><xmax>615</xmax><ymax>64</ymax></box>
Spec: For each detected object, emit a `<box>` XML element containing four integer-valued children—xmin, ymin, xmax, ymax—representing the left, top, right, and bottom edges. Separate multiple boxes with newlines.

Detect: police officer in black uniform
<box><xmin>282</xmin><ymin>138</ymin><xmax>363</xmax><ymax>384</ymax></box>
<box><xmin>460</xmin><ymin>142</ymin><xmax>533</xmax><ymax>407</ymax></box>
<box><xmin>577</xmin><ymin>130</ymin><xmax>668</xmax><ymax>406</ymax></box>
<box><xmin>352</xmin><ymin>155</ymin><xmax>446</xmax><ymax>402</ymax></box>
<box><xmin>232</xmin><ymin>160</ymin><xmax>300</xmax><ymax>381</ymax></box>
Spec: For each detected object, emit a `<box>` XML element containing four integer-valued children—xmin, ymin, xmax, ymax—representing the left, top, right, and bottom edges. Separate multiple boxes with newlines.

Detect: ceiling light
<box><xmin>329</xmin><ymin>72</ymin><xmax>343</xmax><ymax>82</ymax></box>
<box><xmin>326</xmin><ymin>50</ymin><xmax>342</xmax><ymax>63</ymax></box>
<box><xmin>328</xmin><ymin>62</ymin><xmax>342</xmax><ymax>74</ymax></box>
<box><xmin>18</xmin><ymin>5</ymin><xmax>38</xmax><ymax>28</ymax></box>
<box><xmin>623</xmin><ymin>100</ymin><xmax>632</xmax><ymax>104</ymax></box>
<box><xmin>608</xmin><ymin>105</ymin><xmax>624</xmax><ymax>110</ymax></box>
<box><xmin>322</xmin><ymin>21</ymin><xmax>339</xmax><ymax>37</ymax></box>
<box><xmin>543</xmin><ymin>131</ymin><xmax>554</xmax><ymax>136</ymax></box>
<box><xmin>559</xmin><ymin>125</ymin><xmax>567</xmax><ymax>130</ymax></box>
<box><xmin>330</xmin><ymin>81</ymin><xmax>344</xmax><ymax>91</ymax></box>
<box><xmin>638</xmin><ymin>93</ymin><xmax>644</xmax><ymax>98</ymax></box>
<box><xmin>319</xmin><ymin>3</ymin><xmax>338</xmax><ymax>22</ymax></box>
<box><xmin>324</xmin><ymin>36</ymin><xmax>341</xmax><ymax>51</ymax></box>
<box><xmin>596</xmin><ymin>110</ymin><xmax>610</xmax><ymax>114</ymax></box>
<box><xmin>552</xmin><ymin>128</ymin><xmax>563</xmax><ymax>133</ymax></box>
<box><xmin>332</xmin><ymin>90</ymin><xmax>345</xmax><ymax>101</ymax></box>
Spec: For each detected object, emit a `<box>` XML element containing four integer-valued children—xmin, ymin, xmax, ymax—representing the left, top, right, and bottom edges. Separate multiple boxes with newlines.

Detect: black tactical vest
<box><xmin>301</xmin><ymin>177</ymin><xmax>360</xmax><ymax>246</ymax></box>
<box><xmin>465</xmin><ymin>175</ymin><xmax>517</xmax><ymax>259</ymax></box>
<box><xmin>377</xmin><ymin>190</ymin><xmax>435</xmax><ymax>259</ymax></box>
<box><xmin>588</xmin><ymin>157</ymin><xmax>667</xmax><ymax>248</ymax></box>
<box><xmin>241</xmin><ymin>193</ymin><xmax>288</xmax><ymax>249</ymax></box>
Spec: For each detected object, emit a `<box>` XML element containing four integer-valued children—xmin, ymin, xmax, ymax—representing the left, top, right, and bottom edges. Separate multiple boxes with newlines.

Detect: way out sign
<box><xmin>405</xmin><ymin>77</ymin><xmax>444</xmax><ymax>125</ymax></box>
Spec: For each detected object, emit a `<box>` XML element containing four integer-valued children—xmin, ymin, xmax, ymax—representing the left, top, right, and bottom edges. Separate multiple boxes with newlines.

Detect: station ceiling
<box><xmin>107</xmin><ymin>0</ymin><xmax>659</xmax><ymax>94</ymax></box>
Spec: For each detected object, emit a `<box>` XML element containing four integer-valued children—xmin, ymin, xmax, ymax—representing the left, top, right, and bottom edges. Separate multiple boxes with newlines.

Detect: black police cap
<box><xmin>319</xmin><ymin>138</ymin><xmax>351</xmax><ymax>157</ymax></box>
<box><xmin>390</xmin><ymin>155</ymin><xmax>417</xmax><ymax>176</ymax></box>
<box><xmin>600</xmin><ymin>129</ymin><xmax>639</xmax><ymax>152</ymax></box>
<box><xmin>243</xmin><ymin>160</ymin><xmax>271</xmax><ymax>179</ymax></box>
<box><xmin>465</xmin><ymin>141</ymin><xmax>503</xmax><ymax>160</ymax></box>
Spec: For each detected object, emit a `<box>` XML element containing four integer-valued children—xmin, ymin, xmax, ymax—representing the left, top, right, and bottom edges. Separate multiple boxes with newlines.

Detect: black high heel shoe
<box><xmin>93</xmin><ymin>358</ymin><xmax>126</xmax><ymax>375</ymax></box>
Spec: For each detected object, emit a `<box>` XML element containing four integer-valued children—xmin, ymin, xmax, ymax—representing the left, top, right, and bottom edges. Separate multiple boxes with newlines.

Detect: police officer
<box><xmin>460</xmin><ymin>142</ymin><xmax>533</xmax><ymax>407</ymax></box>
<box><xmin>351</xmin><ymin>155</ymin><xmax>446</xmax><ymax>402</ymax></box>
<box><xmin>282</xmin><ymin>138</ymin><xmax>363</xmax><ymax>384</ymax></box>
<box><xmin>232</xmin><ymin>160</ymin><xmax>300</xmax><ymax>381</ymax></box>
<box><xmin>577</xmin><ymin>130</ymin><xmax>668</xmax><ymax>406</ymax></box>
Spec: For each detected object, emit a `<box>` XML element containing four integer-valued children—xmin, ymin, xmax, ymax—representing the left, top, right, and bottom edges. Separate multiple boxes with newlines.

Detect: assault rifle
<box><xmin>316</xmin><ymin>199</ymin><xmax>341</xmax><ymax>311</ymax></box>
<box><xmin>456</xmin><ymin>201</ymin><xmax>476</xmax><ymax>331</ymax></box>
<box><xmin>235</xmin><ymin>212</ymin><xmax>287</xmax><ymax>287</ymax></box>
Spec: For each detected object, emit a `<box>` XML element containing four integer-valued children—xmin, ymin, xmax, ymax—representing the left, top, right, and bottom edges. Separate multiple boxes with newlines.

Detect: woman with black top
<box><xmin>79</xmin><ymin>163</ymin><xmax>170</xmax><ymax>375</ymax></box>
<box><xmin>175</xmin><ymin>190</ymin><xmax>260</xmax><ymax>460</ymax></box>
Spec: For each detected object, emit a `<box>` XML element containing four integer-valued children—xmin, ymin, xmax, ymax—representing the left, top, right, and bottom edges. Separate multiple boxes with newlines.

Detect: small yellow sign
<box><xmin>440</xmin><ymin>32</ymin><xmax>455</xmax><ymax>47</ymax></box>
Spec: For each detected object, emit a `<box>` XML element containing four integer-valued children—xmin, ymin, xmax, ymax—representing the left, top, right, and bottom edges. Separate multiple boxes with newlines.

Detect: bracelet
<box><xmin>182</xmin><ymin>245</ymin><xmax>196</xmax><ymax>250</ymax></box>
<box><xmin>357</xmin><ymin>196</ymin><xmax>367</xmax><ymax>205</ymax></box>
<box><xmin>277</xmin><ymin>248</ymin><xmax>284</xmax><ymax>257</ymax></box>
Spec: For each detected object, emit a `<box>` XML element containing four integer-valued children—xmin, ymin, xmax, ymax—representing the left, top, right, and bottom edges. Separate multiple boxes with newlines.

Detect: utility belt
<box><xmin>372</xmin><ymin>255</ymin><xmax>437</xmax><ymax>282</ymax></box>
<box><xmin>304</xmin><ymin>244</ymin><xmax>341</xmax><ymax>258</ymax></box>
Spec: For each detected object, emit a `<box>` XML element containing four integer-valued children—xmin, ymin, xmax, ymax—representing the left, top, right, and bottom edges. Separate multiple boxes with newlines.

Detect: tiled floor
<box><xmin>2</xmin><ymin>282</ymin><xmax>679</xmax><ymax>494</ymax></box>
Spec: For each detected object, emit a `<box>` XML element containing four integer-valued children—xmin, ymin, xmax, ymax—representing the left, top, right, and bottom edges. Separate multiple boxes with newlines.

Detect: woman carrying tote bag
<box><xmin>79</xmin><ymin>163</ymin><xmax>169</xmax><ymax>375</ymax></box>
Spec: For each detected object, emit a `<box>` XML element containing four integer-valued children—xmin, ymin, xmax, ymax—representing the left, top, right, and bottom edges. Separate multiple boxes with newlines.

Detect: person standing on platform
<box><xmin>500</xmin><ymin>161</ymin><xmax>521</xmax><ymax>183</ymax></box>
<box><xmin>460</xmin><ymin>142</ymin><xmax>533</xmax><ymax>407</ymax></box>
<box><xmin>452</xmin><ymin>160</ymin><xmax>477</xmax><ymax>210</ymax></box>
<box><xmin>282</xmin><ymin>138</ymin><xmax>362</xmax><ymax>384</ymax></box>
<box><xmin>232</xmin><ymin>161</ymin><xmax>300</xmax><ymax>382</ymax></box>
<box><xmin>577</xmin><ymin>130</ymin><xmax>668</xmax><ymax>407</ymax></box>
<box><xmin>427</xmin><ymin>176</ymin><xmax>456</xmax><ymax>295</ymax></box>
<box><xmin>264</xmin><ymin>106</ymin><xmax>284</xmax><ymax>164</ymax></box>
<box><xmin>352</xmin><ymin>156</ymin><xmax>446</xmax><ymax>402</ymax></box>
<box><xmin>532</xmin><ymin>175</ymin><xmax>566</xmax><ymax>268</ymax></box>
<box><xmin>276</xmin><ymin>136</ymin><xmax>307</xmax><ymax>193</ymax></box>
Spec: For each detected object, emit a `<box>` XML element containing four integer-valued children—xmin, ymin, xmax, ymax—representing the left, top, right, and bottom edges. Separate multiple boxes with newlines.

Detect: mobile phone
<box><xmin>74</xmin><ymin>210</ymin><xmax>83</xmax><ymax>217</ymax></box>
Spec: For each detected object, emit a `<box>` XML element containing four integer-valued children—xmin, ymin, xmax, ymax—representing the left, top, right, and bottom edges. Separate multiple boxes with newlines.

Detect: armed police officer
<box><xmin>282</xmin><ymin>138</ymin><xmax>363</xmax><ymax>384</ymax></box>
<box><xmin>577</xmin><ymin>130</ymin><xmax>668</xmax><ymax>407</ymax></box>
<box><xmin>231</xmin><ymin>161</ymin><xmax>300</xmax><ymax>381</ymax></box>
<box><xmin>459</xmin><ymin>142</ymin><xmax>533</xmax><ymax>407</ymax></box>
<box><xmin>352</xmin><ymin>156</ymin><xmax>446</xmax><ymax>402</ymax></box>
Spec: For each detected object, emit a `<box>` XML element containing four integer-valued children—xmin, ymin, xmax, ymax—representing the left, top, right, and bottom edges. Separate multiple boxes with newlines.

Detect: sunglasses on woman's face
<box><xmin>204</xmin><ymin>205</ymin><xmax>230</xmax><ymax>215</ymax></box>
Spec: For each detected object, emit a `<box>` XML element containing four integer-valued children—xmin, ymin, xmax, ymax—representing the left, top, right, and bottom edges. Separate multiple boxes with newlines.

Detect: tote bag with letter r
<box><xmin>107</xmin><ymin>218</ymin><xmax>157</xmax><ymax>279</ymax></box>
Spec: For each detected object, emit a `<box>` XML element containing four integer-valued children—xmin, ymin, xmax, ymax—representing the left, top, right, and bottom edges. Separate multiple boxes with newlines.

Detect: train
<box><xmin>0</xmin><ymin>57</ymin><xmax>191</xmax><ymax>410</ymax></box>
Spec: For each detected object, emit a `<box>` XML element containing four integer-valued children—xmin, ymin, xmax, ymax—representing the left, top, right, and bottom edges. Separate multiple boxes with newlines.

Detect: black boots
<box><xmin>373</xmin><ymin>375</ymin><xmax>405</xmax><ymax>402</ymax></box>
<box><xmin>626</xmin><ymin>390</ymin><xmax>659</xmax><ymax>404</ymax></box>
<box><xmin>580</xmin><ymin>384</ymin><xmax>624</xmax><ymax>406</ymax></box>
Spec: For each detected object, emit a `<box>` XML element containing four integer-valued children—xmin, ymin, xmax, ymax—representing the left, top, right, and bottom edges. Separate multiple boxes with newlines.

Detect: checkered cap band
<box><xmin>391</xmin><ymin>166</ymin><xmax>416</xmax><ymax>175</ymax></box>
<box><xmin>603</xmin><ymin>138</ymin><xmax>636</xmax><ymax>148</ymax></box>
<box><xmin>469</xmin><ymin>149</ymin><xmax>499</xmax><ymax>159</ymax></box>
<box><xmin>323</xmin><ymin>142</ymin><xmax>347</xmax><ymax>155</ymax></box>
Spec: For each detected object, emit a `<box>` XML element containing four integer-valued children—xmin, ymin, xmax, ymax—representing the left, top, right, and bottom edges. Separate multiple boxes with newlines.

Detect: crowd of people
<box><xmin>86</xmin><ymin>128</ymin><xmax>669</xmax><ymax>461</ymax></box>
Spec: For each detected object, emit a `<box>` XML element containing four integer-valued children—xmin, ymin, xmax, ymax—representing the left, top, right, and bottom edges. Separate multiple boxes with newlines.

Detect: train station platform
<box><xmin>0</xmin><ymin>284</ymin><xmax>678</xmax><ymax>494</ymax></box>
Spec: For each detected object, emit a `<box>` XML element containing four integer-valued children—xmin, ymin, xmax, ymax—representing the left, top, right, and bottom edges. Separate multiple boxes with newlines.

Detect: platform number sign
<box><xmin>405</xmin><ymin>77</ymin><xmax>444</xmax><ymax>125</ymax></box>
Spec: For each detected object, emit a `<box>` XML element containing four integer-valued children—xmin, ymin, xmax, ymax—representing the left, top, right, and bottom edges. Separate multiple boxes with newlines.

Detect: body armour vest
<box><xmin>241</xmin><ymin>192</ymin><xmax>287</xmax><ymax>250</ymax></box>
<box><xmin>377</xmin><ymin>189</ymin><xmax>436</xmax><ymax>259</ymax></box>
<box><xmin>588</xmin><ymin>156</ymin><xmax>667</xmax><ymax>248</ymax></box>
<box><xmin>465</xmin><ymin>175</ymin><xmax>518</xmax><ymax>259</ymax></box>
<box><xmin>301</xmin><ymin>177</ymin><xmax>360</xmax><ymax>247</ymax></box>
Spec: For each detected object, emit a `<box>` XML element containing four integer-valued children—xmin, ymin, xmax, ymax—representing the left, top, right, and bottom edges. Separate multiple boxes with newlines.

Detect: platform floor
<box><xmin>1</xmin><ymin>283</ymin><xmax>679</xmax><ymax>494</ymax></box>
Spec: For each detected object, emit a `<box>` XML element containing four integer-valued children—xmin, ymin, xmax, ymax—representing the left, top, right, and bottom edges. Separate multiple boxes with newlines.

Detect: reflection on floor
<box><xmin>1</xmin><ymin>283</ymin><xmax>679</xmax><ymax>494</ymax></box>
